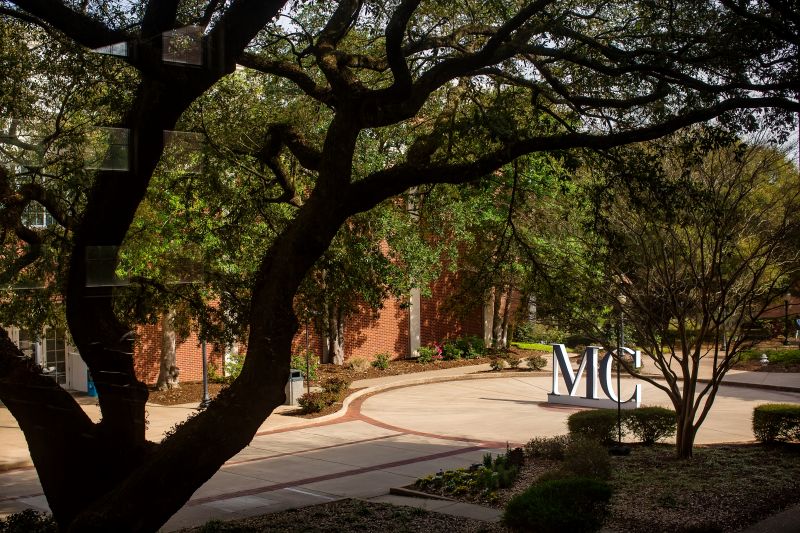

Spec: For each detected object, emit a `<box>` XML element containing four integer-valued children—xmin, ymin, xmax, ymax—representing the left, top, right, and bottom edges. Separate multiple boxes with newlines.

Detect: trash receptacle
<box><xmin>285</xmin><ymin>369</ymin><xmax>304</xmax><ymax>405</ymax></box>
<box><xmin>87</xmin><ymin>370</ymin><xmax>97</xmax><ymax>397</ymax></box>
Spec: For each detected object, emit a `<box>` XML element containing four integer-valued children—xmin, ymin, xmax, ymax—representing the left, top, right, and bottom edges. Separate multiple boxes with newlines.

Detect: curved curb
<box><xmin>290</xmin><ymin>369</ymin><xmax>800</xmax><ymax>430</ymax></box>
<box><xmin>296</xmin><ymin>370</ymin><xmax>552</xmax><ymax>427</ymax></box>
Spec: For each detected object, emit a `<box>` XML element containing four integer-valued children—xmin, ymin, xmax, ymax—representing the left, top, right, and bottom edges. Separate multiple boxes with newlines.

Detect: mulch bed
<box><xmin>411</xmin><ymin>442</ymin><xmax>800</xmax><ymax>533</ymax></box>
<box><xmin>180</xmin><ymin>498</ymin><xmax>506</xmax><ymax>532</ymax></box>
<box><xmin>147</xmin><ymin>381</ymin><xmax>225</xmax><ymax>406</ymax></box>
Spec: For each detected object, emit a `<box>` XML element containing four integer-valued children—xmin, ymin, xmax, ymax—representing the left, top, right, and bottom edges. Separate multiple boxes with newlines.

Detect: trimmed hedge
<box><xmin>567</xmin><ymin>409</ymin><xmax>620</xmax><ymax>444</ymax></box>
<box><xmin>753</xmin><ymin>403</ymin><xmax>800</xmax><ymax>443</ymax></box>
<box><xmin>503</xmin><ymin>477</ymin><xmax>612</xmax><ymax>533</ymax></box>
<box><xmin>626</xmin><ymin>407</ymin><xmax>676</xmax><ymax>445</ymax></box>
<box><xmin>568</xmin><ymin>407</ymin><xmax>677</xmax><ymax>445</ymax></box>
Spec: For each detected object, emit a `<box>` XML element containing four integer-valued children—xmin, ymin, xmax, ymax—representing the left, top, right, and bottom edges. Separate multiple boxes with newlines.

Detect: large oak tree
<box><xmin>0</xmin><ymin>0</ymin><xmax>797</xmax><ymax>530</ymax></box>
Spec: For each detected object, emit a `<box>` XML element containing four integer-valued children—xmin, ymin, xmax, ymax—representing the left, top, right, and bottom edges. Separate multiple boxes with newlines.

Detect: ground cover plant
<box><xmin>414</xmin><ymin>448</ymin><xmax>523</xmax><ymax>504</ymax></box>
<box><xmin>412</xmin><ymin>438</ymin><xmax>800</xmax><ymax>533</ymax></box>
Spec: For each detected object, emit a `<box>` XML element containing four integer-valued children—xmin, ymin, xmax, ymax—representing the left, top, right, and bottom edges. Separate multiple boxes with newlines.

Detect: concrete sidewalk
<box><xmin>1</xmin><ymin>361</ymin><xmax>800</xmax><ymax>531</ymax></box>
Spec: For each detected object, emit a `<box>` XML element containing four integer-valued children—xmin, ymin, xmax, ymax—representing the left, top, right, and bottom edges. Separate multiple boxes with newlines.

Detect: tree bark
<box><xmin>491</xmin><ymin>286</ymin><xmax>503</xmax><ymax>348</ymax></box>
<box><xmin>155</xmin><ymin>309</ymin><xmax>178</xmax><ymax>390</ymax></box>
<box><xmin>324</xmin><ymin>303</ymin><xmax>345</xmax><ymax>365</ymax></box>
<box><xmin>500</xmin><ymin>284</ymin><xmax>513</xmax><ymax>348</ymax></box>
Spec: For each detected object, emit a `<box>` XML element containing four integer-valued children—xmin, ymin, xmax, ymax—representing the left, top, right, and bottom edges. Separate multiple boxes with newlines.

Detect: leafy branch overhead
<box><xmin>0</xmin><ymin>0</ymin><xmax>796</xmax><ymax>531</ymax></box>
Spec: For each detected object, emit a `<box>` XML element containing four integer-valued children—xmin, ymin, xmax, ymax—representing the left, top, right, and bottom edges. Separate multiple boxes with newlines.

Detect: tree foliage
<box><xmin>0</xmin><ymin>0</ymin><xmax>796</xmax><ymax>530</ymax></box>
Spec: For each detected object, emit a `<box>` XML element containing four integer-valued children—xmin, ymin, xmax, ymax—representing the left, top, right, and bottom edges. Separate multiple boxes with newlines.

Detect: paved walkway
<box><xmin>1</xmin><ymin>362</ymin><xmax>800</xmax><ymax>531</ymax></box>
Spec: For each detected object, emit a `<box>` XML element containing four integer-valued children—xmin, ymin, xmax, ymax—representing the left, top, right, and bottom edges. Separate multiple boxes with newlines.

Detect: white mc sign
<box><xmin>548</xmin><ymin>344</ymin><xmax>642</xmax><ymax>409</ymax></box>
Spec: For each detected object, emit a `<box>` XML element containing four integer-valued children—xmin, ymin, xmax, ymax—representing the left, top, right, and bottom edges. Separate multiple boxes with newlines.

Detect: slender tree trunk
<box><xmin>155</xmin><ymin>309</ymin><xmax>178</xmax><ymax>391</ymax></box>
<box><xmin>501</xmin><ymin>284</ymin><xmax>513</xmax><ymax>348</ymax></box>
<box><xmin>492</xmin><ymin>286</ymin><xmax>503</xmax><ymax>348</ymax></box>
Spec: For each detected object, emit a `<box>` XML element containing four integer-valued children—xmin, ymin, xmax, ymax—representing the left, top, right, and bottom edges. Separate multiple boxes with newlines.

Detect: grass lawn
<box><xmin>509</xmin><ymin>341</ymin><xmax>551</xmax><ymax>352</ymax></box>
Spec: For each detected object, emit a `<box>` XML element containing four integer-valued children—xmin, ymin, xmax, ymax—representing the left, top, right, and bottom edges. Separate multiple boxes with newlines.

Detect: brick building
<box><xmin>4</xmin><ymin>266</ymin><xmax>498</xmax><ymax>392</ymax></box>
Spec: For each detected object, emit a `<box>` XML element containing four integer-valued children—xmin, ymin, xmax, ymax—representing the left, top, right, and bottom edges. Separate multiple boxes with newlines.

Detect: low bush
<box><xmin>321</xmin><ymin>377</ymin><xmax>351</xmax><ymax>401</ymax></box>
<box><xmin>455</xmin><ymin>335</ymin><xmax>486</xmax><ymax>358</ymax></box>
<box><xmin>530</xmin><ymin>323</ymin><xmax>569</xmax><ymax>344</ymax></box>
<box><xmin>503</xmin><ymin>477</ymin><xmax>613</xmax><ymax>533</ymax></box>
<box><xmin>561</xmin><ymin>438</ymin><xmax>612</xmax><ymax>480</ymax></box>
<box><xmin>297</xmin><ymin>391</ymin><xmax>335</xmax><ymax>414</ymax></box>
<box><xmin>526</xmin><ymin>354</ymin><xmax>547</xmax><ymax>370</ymax></box>
<box><xmin>291</xmin><ymin>352</ymin><xmax>318</xmax><ymax>381</ymax></box>
<box><xmin>490</xmin><ymin>358</ymin><xmax>506</xmax><ymax>371</ymax></box>
<box><xmin>512</xmin><ymin>321</ymin><xmax>536</xmax><ymax>343</ymax></box>
<box><xmin>524</xmin><ymin>435</ymin><xmax>571</xmax><ymax>460</ymax></box>
<box><xmin>739</xmin><ymin>349</ymin><xmax>800</xmax><ymax>366</ymax></box>
<box><xmin>347</xmin><ymin>357</ymin><xmax>371</xmax><ymax>373</ymax></box>
<box><xmin>442</xmin><ymin>342</ymin><xmax>462</xmax><ymax>360</ymax></box>
<box><xmin>417</xmin><ymin>346</ymin><xmax>435</xmax><ymax>363</ymax></box>
<box><xmin>625</xmin><ymin>406</ymin><xmax>676</xmax><ymax>445</ymax></box>
<box><xmin>506</xmin><ymin>354</ymin><xmax>522</xmax><ymax>368</ymax></box>
<box><xmin>753</xmin><ymin>403</ymin><xmax>800</xmax><ymax>443</ymax></box>
<box><xmin>567</xmin><ymin>409</ymin><xmax>620</xmax><ymax>444</ymax></box>
<box><xmin>371</xmin><ymin>353</ymin><xmax>391</xmax><ymax>370</ymax></box>
<box><xmin>0</xmin><ymin>510</ymin><xmax>57</xmax><ymax>533</ymax></box>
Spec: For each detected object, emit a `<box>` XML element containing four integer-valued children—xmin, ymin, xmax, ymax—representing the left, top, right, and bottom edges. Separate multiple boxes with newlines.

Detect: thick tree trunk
<box><xmin>61</xmin><ymin>104</ymin><xmax>363</xmax><ymax>532</ymax></box>
<box><xmin>155</xmin><ymin>309</ymin><xmax>178</xmax><ymax>391</ymax></box>
<box><xmin>324</xmin><ymin>303</ymin><xmax>345</xmax><ymax>365</ymax></box>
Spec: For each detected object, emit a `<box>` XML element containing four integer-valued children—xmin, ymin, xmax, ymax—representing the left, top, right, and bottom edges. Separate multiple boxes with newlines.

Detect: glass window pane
<box><xmin>162</xmin><ymin>26</ymin><xmax>203</xmax><ymax>65</ymax></box>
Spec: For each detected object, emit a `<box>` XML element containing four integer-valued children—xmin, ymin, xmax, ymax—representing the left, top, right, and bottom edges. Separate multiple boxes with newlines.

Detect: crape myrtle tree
<box><xmin>0</xmin><ymin>0</ymin><xmax>796</xmax><ymax>530</ymax></box>
<box><xmin>591</xmin><ymin>134</ymin><xmax>800</xmax><ymax>458</ymax></box>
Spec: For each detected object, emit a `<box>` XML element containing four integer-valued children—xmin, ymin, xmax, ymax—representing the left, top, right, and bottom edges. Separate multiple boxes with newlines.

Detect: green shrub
<box><xmin>321</xmin><ymin>377</ymin><xmax>351</xmax><ymax>401</ymax></box>
<box><xmin>524</xmin><ymin>435</ymin><xmax>571</xmax><ymax>460</ymax></box>
<box><xmin>347</xmin><ymin>357</ymin><xmax>370</xmax><ymax>372</ymax></box>
<box><xmin>753</xmin><ymin>403</ymin><xmax>800</xmax><ymax>443</ymax></box>
<box><xmin>512</xmin><ymin>321</ymin><xmax>535</xmax><ymax>343</ymax></box>
<box><xmin>503</xmin><ymin>477</ymin><xmax>612</xmax><ymax>533</ymax></box>
<box><xmin>442</xmin><ymin>342</ymin><xmax>462</xmax><ymax>360</ymax></box>
<box><xmin>561</xmin><ymin>438</ymin><xmax>612</xmax><ymax>480</ymax></box>
<box><xmin>625</xmin><ymin>406</ymin><xmax>676</xmax><ymax>445</ymax></box>
<box><xmin>417</xmin><ymin>346</ymin><xmax>435</xmax><ymax>363</ymax></box>
<box><xmin>506</xmin><ymin>354</ymin><xmax>521</xmax><ymax>368</ymax></box>
<box><xmin>739</xmin><ymin>349</ymin><xmax>800</xmax><ymax>366</ymax></box>
<box><xmin>490</xmin><ymin>358</ymin><xmax>506</xmax><ymax>371</ymax></box>
<box><xmin>455</xmin><ymin>335</ymin><xmax>486</xmax><ymax>358</ymax></box>
<box><xmin>531</xmin><ymin>323</ymin><xmax>568</xmax><ymax>344</ymax></box>
<box><xmin>526</xmin><ymin>354</ymin><xmax>547</xmax><ymax>370</ymax></box>
<box><xmin>372</xmin><ymin>353</ymin><xmax>391</xmax><ymax>370</ymax></box>
<box><xmin>224</xmin><ymin>351</ymin><xmax>245</xmax><ymax>381</ymax></box>
<box><xmin>297</xmin><ymin>391</ymin><xmax>335</xmax><ymax>414</ymax></box>
<box><xmin>291</xmin><ymin>352</ymin><xmax>318</xmax><ymax>381</ymax></box>
<box><xmin>207</xmin><ymin>361</ymin><xmax>227</xmax><ymax>384</ymax></box>
<box><xmin>568</xmin><ymin>409</ymin><xmax>621</xmax><ymax>444</ymax></box>
<box><xmin>0</xmin><ymin>510</ymin><xmax>57</xmax><ymax>533</ymax></box>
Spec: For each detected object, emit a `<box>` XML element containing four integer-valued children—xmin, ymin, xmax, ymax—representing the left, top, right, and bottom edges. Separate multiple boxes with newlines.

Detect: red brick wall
<box><xmin>134</xmin><ymin>324</ymin><xmax>223</xmax><ymax>385</ymax></box>
<box><xmin>134</xmin><ymin>271</ymin><xmax>486</xmax><ymax>378</ymax></box>
<box><xmin>420</xmin><ymin>270</ymin><xmax>484</xmax><ymax>347</ymax></box>
<box><xmin>345</xmin><ymin>296</ymin><xmax>410</xmax><ymax>360</ymax></box>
